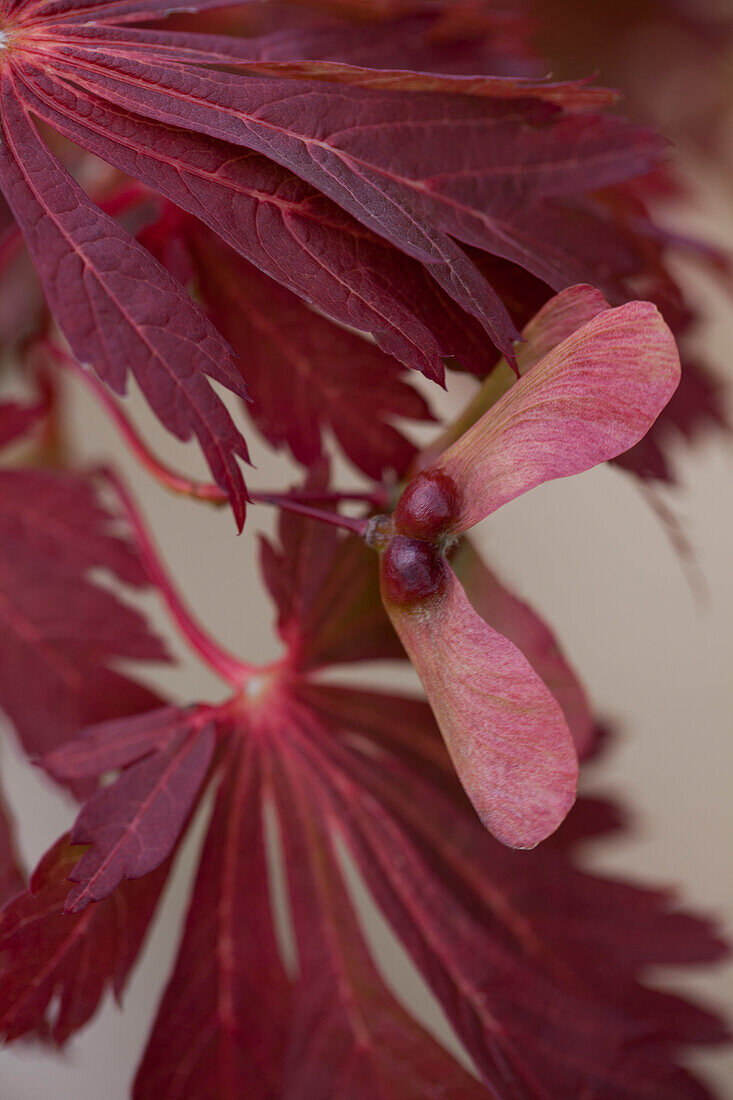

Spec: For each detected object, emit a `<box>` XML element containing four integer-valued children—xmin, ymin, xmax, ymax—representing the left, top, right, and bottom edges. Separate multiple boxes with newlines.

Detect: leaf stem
<box><xmin>254</xmin><ymin>494</ymin><xmax>370</xmax><ymax>536</ymax></box>
<box><xmin>50</xmin><ymin>342</ymin><xmax>230</xmax><ymax>505</ymax></box>
<box><xmin>259</xmin><ymin>487</ymin><xmax>389</xmax><ymax>507</ymax></box>
<box><xmin>50</xmin><ymin>340</ymin><xmax>385</xmax><ymax>526</ymax></box>
<box><xmin>104</xmin><ymin>470</ymin><xmax>255</xmax><ymax>685</ymax></box>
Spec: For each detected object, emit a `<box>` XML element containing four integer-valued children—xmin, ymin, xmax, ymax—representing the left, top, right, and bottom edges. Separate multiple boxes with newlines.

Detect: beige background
<box><xmin>1</xmin><ymin>167</ymin><xmax>732</xmax><ymax>1097</ymax></box>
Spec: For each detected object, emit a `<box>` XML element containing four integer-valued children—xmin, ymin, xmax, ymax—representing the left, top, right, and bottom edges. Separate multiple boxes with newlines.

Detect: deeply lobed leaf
<box><xmin>0</xmin><ymin>74</ymin><xmax>251</xmax><ymax>525</ymax></box>
<box><xmin>64</xmin><ymin>716</ymin><xmax>215</xmax><ymax>912</ymax></box>
<box><xmin>1</xmin><ymin>0</ymin><xmax>667</xmax><ymax>375</ymax></box>
<box><xmin>0</xmin><ymin>495</ymin><xmax>725</xmax><ymax>1096</ymax></box>
<box><xmin>269</xmin><ymin>745</ymin><xmax>487</xmax><ymax>1098</ymax></box>
<box><xmin>134</xmin><ymin>738</ymin><xmax>291</xmax><ymax>1100</ymax></box>
<box><xmin>16</xmin><ymin>69</ymin><xmax>494</xmax><ymax>382</ymax></box>
<box><xmin>0</xmin><ymin>4</ymin><xmax>727</xmax><ymax>1094</ymax></box>
<box><xmin>308</xmin><ymin>717</ymin><xmax>727</xmax><ymax>1098</ymax></box>
<box><xmin>0</xmin><ymin>835</ymin><xmax>171</xmax><ymax>1044</ymax></box>
<box><xmin>187</xmin><ymin>231</ymin><xmax>435</xmax><ymax>477</ymax></box>
<box><xmin>0</xmin><ymin>469</ymin><xmax>166</xmax><ymax>766</ymax></box>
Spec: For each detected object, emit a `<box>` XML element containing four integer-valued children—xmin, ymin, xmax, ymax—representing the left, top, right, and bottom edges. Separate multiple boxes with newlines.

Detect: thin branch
<box><xmin>51</xmin><ymin>343</ymin><xmax>230</xmax><ymax>505</ymax></box>
<box><xmin>258</xmin><ymin>486</ymin><xmax>389</xmax><ymax>508</ymax></box>
<box><xmin>104</xmin><ymin>469</ymin><xmax>255</xmax><ymax>685</ymax></box>
<box><xmin>50</xmin><ymin>340</ymin><xmax>385</xmax><ymax>525</ymax></box>
<box><xmin>254</xmin><ymin>494</ymin><xmax>370</xmax><ymax>536</ymax></box>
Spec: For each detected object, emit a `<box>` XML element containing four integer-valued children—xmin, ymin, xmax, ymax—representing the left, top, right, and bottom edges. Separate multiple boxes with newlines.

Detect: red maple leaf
<box><xmin>0</xmin><ymin>4</ymin><xmax>728</xmax><ymax>1094</ymax></box>
<box><xmin>2</xmin><ymin>476</ymin><xmax>724</xmax><ymax>1096</ymax></box>
<box><xmin>176</xmin><ymin>224</ymin><xmax>436</xmax><ymax>480</ymax></box>
<box><xmin>0</xmin><ymin>834</ymin><xmax>172</xmax><ymax>1043</ymax></box>
<box><xmin>0</xmin><ymin>0</ymin><xmax>671</xmax><ymax>525</ymax></box>
<box><xmin>61</xmin><ymin>711</ymin><xmax>216</xmax><ymax>912</ymax></box>
<box><xmin>133</xmin><ymin>737</ymin><xmax>292</xmax><ymax>1099</ymax></box>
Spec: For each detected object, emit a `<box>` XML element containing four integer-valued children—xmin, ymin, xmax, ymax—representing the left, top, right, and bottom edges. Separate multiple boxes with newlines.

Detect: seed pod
<box><xmin>380</xmin><ymin>535</ymin><xmax>446</xmax><ymax>605</ymax></box>
<box><xmin>394</xmin><ymin>470</ymin><xmax>461</xmax><ymax>541</ymax></box>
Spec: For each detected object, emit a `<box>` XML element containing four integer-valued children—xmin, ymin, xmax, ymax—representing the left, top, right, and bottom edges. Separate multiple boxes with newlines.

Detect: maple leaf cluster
<box><xmin>0</xmin><ymin>0</ymin><xmax>729</xmax><ymax>1097</ymax></box>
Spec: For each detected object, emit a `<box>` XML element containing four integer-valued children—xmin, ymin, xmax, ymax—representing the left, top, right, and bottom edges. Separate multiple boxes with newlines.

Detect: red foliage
<box><xmin>0</xmin><ymin>0</ymin><xmax>729</xmax><ymax>1095</ymax></box>
<box><xmin>0</xmin><ymin>469</ymin><xmax>166</xmax><ymax>767</ymax></box>
<box><xmin>1</xmin><ymin>499</ymin><xmax>724</xmax><ymax>1096</ymax></box>
<box><xmin>0</xmin><ymin>0</ymin><xmax>674</xmax><ymax>523</ymax></box>
<box><xmin>0</xmin><ymin>835</ymin><xmax>172</xmax><ymax>1043</ymax></box>
<box><xmin>187</xmin><ymin>230</ymin><xmax>435</xmax><ymax>480</ymax></box>
<box><xmin>62</xmin><ymin>713</ymin><xmax>216</xmax><ymax>912</ymax></box>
